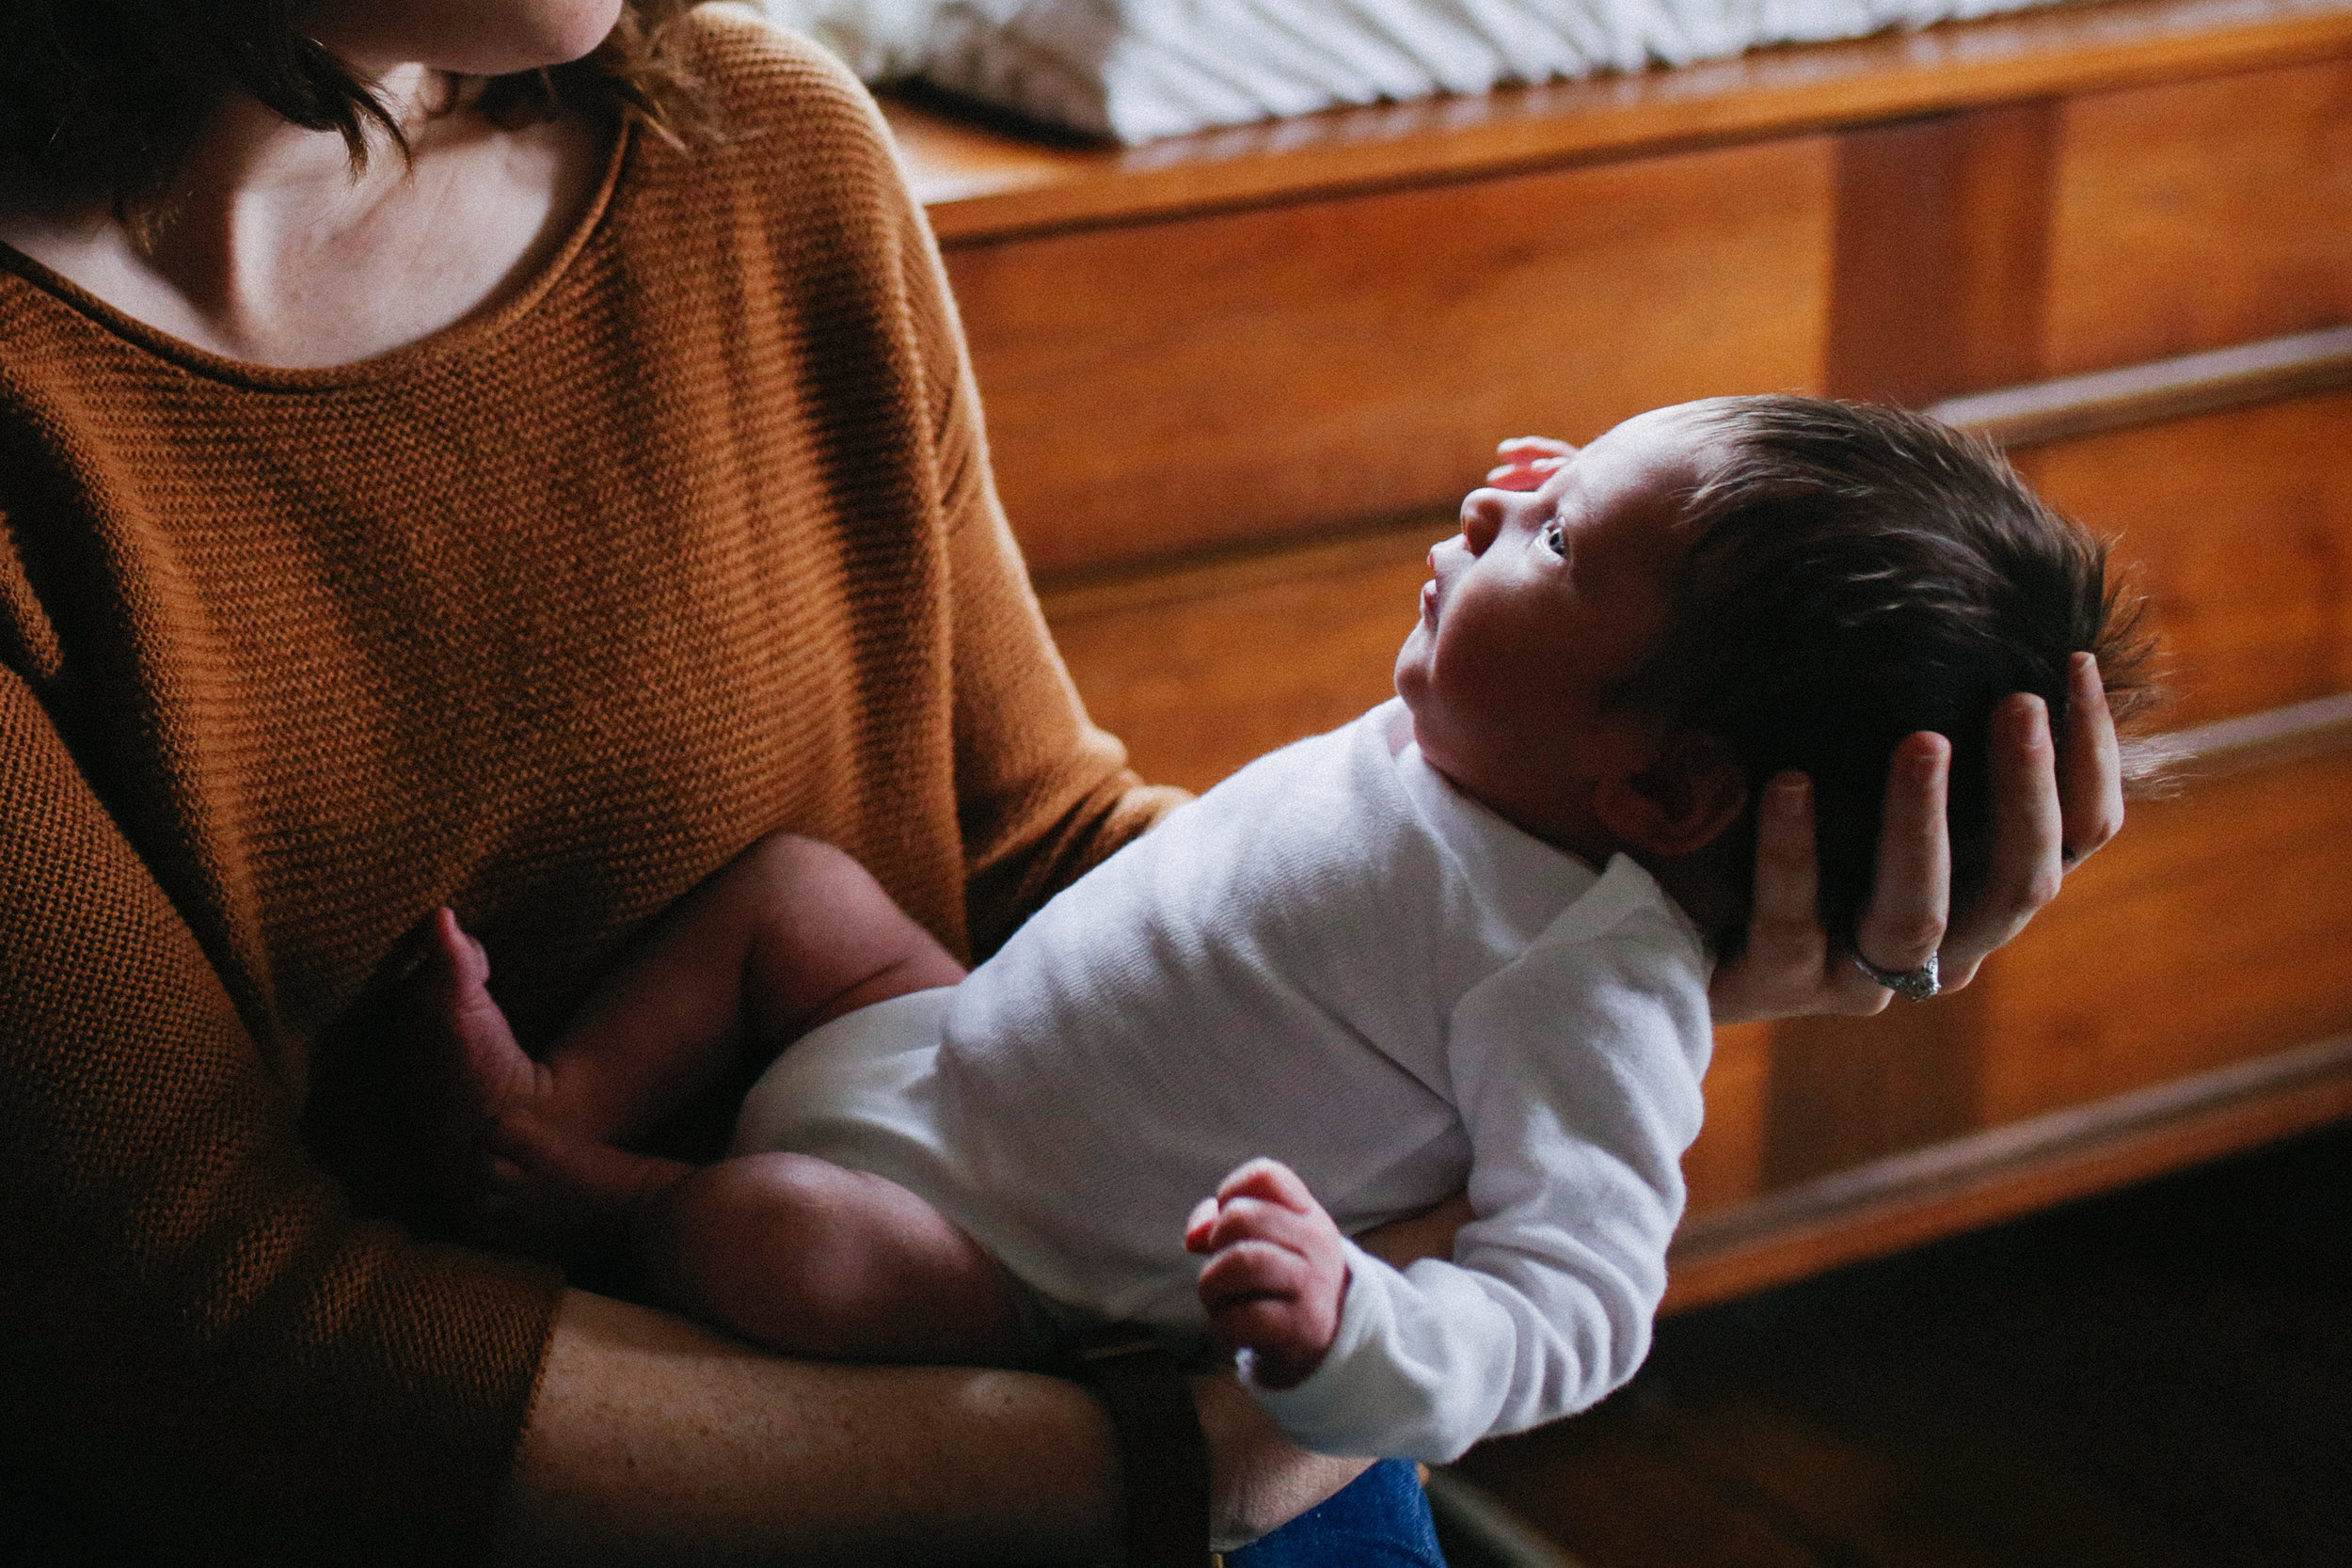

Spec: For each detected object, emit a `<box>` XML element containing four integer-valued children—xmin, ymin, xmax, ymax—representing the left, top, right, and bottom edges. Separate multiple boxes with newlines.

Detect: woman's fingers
<box><xmin>1851</xmin><ymin>731</ymin><xmax>1951</xmax><ymax>983</ymax></box>
<box><xmin>1715</xmin><ymin>665</ymin><xmax>2119</xmax><ymax>1019</ymax></box>
<box><xmin>2059</xmin><ymin>652</ymin><xmax>2124</xmax><ymax>864</ymax></box>
<box><xmin>1710</xmin><ymin>771</ymin><xmax>1866</xmax><ymax>1022</ymax></box>
<box><xmin>1495</xmin><ymin>436</ymin><xmax>1575</xmax><ymax>460</ymax></box>
<box><xmin>1940</xmin><ymin>694</ymin><xmax>2063</xmax><ymax>988</ymax></box>
<box><xmin>1745</xmin><ymin>772</ymin><xmax>1821</xmax><ymax>972</ymax></box>
<box><xmin>1486</xmin><ymin>436</ymin><xmax>1575</xmax><ymax>491</ymax></box>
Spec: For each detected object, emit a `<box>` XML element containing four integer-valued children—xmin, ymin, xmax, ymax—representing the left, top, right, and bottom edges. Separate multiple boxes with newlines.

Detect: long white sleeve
<box><xmin>1246</xmin><ymin>863</ymin><xmax>1711</xmax><ymax>1460</ymax></box>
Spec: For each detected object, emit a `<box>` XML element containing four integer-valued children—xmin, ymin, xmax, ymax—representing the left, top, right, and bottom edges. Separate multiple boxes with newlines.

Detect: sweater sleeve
<box><xmin>1244</xmin><ymin>917</ymin><xmax>1709</xmax><ymax>1462</ymax></box>
<box><xmin>0</xmin><ymin>666</ymin><xmax>561</xmax><ymax>1566</ymax></box>
<box><xmin>878</xmin><ymin>117</ymin><xmax>1187</xmax><ymax>956</ymax></box>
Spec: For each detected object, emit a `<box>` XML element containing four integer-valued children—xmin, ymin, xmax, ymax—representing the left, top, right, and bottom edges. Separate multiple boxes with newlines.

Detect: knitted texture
<box><xmin>0</xmin><ymin>11</ymin><xmax>1172</xmax><ymax>1563</ymax></box>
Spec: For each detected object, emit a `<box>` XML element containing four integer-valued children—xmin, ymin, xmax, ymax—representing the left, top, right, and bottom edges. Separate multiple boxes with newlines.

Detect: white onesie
<box><xmin>733</xmin><ymin>699</ymin><xmax>1713</xmax><ymax>1462</ymax></box>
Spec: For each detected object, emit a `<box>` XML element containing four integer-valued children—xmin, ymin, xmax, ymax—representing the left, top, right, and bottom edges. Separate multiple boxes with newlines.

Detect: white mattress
<box><xmin>761</xmin><ymin>0</ymin><xmax>2072</xmax><ymax>143</ymax></box>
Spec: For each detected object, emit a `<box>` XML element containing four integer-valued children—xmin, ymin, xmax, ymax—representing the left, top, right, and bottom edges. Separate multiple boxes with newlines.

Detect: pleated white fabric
<box><xmin>761</xmin><ymin>0</ymin><xmax>2074</xmax><ymax>142</ymax></box>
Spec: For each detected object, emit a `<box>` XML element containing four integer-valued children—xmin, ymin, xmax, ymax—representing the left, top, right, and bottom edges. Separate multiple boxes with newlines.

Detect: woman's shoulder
<box><xmin>671</xmin><ymin>5</ymin><xmax>897</xmax><ymax>165</ymax></box>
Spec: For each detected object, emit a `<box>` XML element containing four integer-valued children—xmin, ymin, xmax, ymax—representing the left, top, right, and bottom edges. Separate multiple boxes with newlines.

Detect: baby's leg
<box><xmin>540</xmin><ymin>833</ymin><xmax>968</xmax><ymax>1141</ymax></box>
<box><xmin>640</xmin><ymin>1151</ymin><xmax>1030</xmax><ymax>1367</ymax></box>
<box><xmin>401</xmin><ymin>834</ymin><xmax>962</xmax><ymax>1251</ymax></box>
<box><xmin>408</xmin><ymin>834</ymin><xmax>964</xmax><ymax>1149</ymax></box>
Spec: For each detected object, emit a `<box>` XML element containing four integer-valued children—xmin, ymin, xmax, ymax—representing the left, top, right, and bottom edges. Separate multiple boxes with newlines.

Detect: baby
<box><xmin>407</xmin><ymin>395</ymin><xmax>2148</xmax><ymax>1463</ymax></box>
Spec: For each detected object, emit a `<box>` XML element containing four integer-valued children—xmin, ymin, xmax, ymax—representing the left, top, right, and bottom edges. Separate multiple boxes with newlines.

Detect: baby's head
<box><xmin>1397</xmin><ymin>395</ymin><xmax>2155</xmax><ymax>955</ymax></box>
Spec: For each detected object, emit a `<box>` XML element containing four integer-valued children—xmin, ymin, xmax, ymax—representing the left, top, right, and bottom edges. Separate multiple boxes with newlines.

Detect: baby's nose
<box><xmin>1458</xmin><ymin>487</ymin><xmax>1508</xmax><ymax>553</ymax></box>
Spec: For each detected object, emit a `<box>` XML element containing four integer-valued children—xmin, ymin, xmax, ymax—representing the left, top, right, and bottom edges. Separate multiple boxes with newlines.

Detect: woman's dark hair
<box><xmin>1627</xmin><ymin>396</ymin><xmax>2160</xmax><ymax>957</ymax></box>
<box><xmin>0</xmin><ymin>1</ymin><xmax>712</xmax><ymax>225</ymax></box>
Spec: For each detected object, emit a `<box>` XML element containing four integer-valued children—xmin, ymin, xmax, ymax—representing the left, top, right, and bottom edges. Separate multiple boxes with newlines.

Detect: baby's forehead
<box><xmin>1570</xmin><ymin>409</ymin><xmax>1725</xmax><ymax>532</ymax></box>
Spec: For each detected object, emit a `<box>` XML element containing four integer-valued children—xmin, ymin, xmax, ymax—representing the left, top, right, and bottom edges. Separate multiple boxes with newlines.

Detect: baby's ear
<box><xmin>1594</xmin><ymin>730</ymin><xmax>1748</xmax><ymax>856</ymax></box>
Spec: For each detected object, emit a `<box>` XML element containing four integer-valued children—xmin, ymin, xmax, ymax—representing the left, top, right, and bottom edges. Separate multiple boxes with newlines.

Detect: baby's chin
<box><xmin>1391</xmin><ymin>633</ymin><xmax>1431</xmax><ymax>714</ymax></box>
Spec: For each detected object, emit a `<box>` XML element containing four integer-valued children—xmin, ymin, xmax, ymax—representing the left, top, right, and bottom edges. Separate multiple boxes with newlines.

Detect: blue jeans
<box><xmin>1228</xmin><ymin>1459</ymin><xmax>1447</xmax><ymax>1567</ymax></box>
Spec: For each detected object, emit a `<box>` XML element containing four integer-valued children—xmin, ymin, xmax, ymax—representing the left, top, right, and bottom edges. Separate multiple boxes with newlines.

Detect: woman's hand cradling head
<box><xmin>1710</xmin><ymin>652</ymin><xmax>2124</xmax><ymax>1022</ymax></box>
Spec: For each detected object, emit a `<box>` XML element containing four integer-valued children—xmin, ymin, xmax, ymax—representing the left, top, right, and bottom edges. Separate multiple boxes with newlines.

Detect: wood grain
<box><xmin>1827</xmin><ymin>103</ymin><xmax>2057</xmax><ymax>404</ymax></box>
<box><xmin>1040</xmin><ymin>518</ymin><xmax>1441</xmax><ymax>791</ymax></box>
<box><xmin>1684</xmin><ymin>1022</ymin><xmax>1774</xmax><ymax>1216</ymax></box>
<box><xmin>2015</xmin><ymin>389</ymin><xmax>2352</xmax><ymax>729</ymax></box>
<box><xmin>952</xmin><ymin>136</ymin><xmax>1832</xmax><ymax>577</ymax></box>
<box><xmin>1663</xmin><ymin>1035</ymin><xmax>2352</xmax><ymax>1312</ymax></box>
<box><xmin>886</xmin><ymin>0</ymin><xmax>2352</xmax><ymax>244</ymax></box>
<box><xmin>1975</xmin><ymin>743</ymin><xmax>2352</xmax><ymax>1124</ymax></box>
<box><xmin>2044</xmin><ymin>54</ymin><xmax>2352</xmax><ymax>375</ymax></box>
<box><xmin>1931</xmin><ymin>325</ymin><xmax>2352</xmax><ymax>449</ymax></box>
<box><xmin>1759</xmin><ymin>985</ymin><xmax>1992</xmax><ymax>1191</ymax></box>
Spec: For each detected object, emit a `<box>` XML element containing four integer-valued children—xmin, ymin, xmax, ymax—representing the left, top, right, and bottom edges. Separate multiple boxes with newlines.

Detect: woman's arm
<box><xmin>503</xmin><ymin>1291</ymin><xmax>1363</xmax><ymax>1564</ymax></box>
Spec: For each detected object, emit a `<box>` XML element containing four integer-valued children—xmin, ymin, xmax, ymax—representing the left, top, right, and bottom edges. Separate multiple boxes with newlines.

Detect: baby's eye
<box><xmin>1539</xmin><ymin>518</ymin><xmax>1568</xmax><ymax>558</ymax></box>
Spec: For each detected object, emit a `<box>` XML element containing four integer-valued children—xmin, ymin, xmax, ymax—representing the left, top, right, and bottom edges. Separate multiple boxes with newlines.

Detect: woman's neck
<box><xmin>0</xmin><ymin>68</ymin><xmax>605</xmax><ymax>369</ymax></box>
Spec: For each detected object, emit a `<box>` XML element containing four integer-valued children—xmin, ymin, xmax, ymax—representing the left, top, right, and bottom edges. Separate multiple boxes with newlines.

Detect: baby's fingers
<box><xmin>1190</xmin><ymin>1191</ymin><xmax>1337</xmax><ymax>1261</ymax></box>
<box><xmin>1198</xmin><ymin>1237</ymin><xmax>1312</xmax><ymax>1316</ymax></box>
<box><xmin>1214</xmin><ymin>1156</ymin><xmax>1319</xmax><ymax>1214</ymax></box>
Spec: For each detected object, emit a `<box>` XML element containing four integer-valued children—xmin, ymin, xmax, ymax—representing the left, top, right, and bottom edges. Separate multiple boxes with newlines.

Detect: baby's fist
<box><xmin>1185</xmin><ymin>1157</ymin><xmax>1348</xmax><ymax>1390</ymax></box>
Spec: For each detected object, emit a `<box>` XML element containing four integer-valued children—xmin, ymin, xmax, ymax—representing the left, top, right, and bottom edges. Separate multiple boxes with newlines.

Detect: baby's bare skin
<box><xmin>405</xmin><ymin>839</ymin><xmax>1027</xmax><ymax>1366</ymax></box>
<box><xmin>1186</xmin><ymin>1159</ymin><xmax>1351</xmax><ymax>1390</ymax></box>
<box><xmin>404</xmin><ymin>835</ymin><xmax>1334</xmax><ymax>1375</ymax></box>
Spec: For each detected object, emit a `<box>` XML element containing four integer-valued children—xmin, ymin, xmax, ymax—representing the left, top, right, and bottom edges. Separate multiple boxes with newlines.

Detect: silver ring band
<box><xmin>1851</xmin><ymin>949</ymin><xmax>1940</xmax><ymax>1002</ymax></box>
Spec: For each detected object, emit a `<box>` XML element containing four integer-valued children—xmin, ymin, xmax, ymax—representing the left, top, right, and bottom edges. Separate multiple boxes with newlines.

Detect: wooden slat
<box><xmin>1826</xmin><ymin>103</ymin><xmax>2058</xmax><ymax>404</ymax></box>
<box><xmin>2161</xmin><ymin>689</ymin><xmax>2352</xmax><ymax>775</ymax></box>
<box><xmin>956</xmin><ymin>136</ymin><xmax>1832</xmax><ymax>577</ymax></box>
<box><xmin>2014</xmin><ymin>388</ymin><xmax>2352</xmax><ymax>728</ymax></box>
<box><xmin>1978</xmin><ymin>740</ymin><xmax>2352</xmax><ymax>1120</ymax></box>
<box><xmin>1931</xmin><ymin>325</ymin><xmax>2352</xmax><ymax>448</ymax></box>
<box><xmin>1040</xmin><ymin>518</ymin><xmax>1440</xmax><ymax>791</ymax></box>
<box><xmin>887</xmin><ymin>0</ymin><xmax>2352</xmax><ymax>243</ymax></box>
<box><xmin>1664</xmin><ymin>1034</ymin><xmax>2352</xmax><ymax>1312</ymax></box>
<box><xmin>2042</xmin><ymin>54</ymin><xmax>2352</xmax><ymax>375</ymax></box>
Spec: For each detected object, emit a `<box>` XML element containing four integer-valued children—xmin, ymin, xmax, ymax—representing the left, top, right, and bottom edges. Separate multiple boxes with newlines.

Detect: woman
<box><xmin>0</xmin><ymin>2</ymin><xmax>2123</xmax><ymax>1562</ymax></box>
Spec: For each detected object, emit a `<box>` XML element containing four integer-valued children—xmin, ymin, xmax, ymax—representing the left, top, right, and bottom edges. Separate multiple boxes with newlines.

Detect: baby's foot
<box><xmin>401</xmin><ymin>908</ymin><xmax>690</xmax><ymax>1263</ymax></box>
<box><xmin>400</xmin><ymin>909</ymin><xmax>559</xmax><ymax>1230</ymax></box>
<box><xmin>1184</xmin><ymin>1157</ymin><xmax>1349</xmax><ymax>1391</ymax></box>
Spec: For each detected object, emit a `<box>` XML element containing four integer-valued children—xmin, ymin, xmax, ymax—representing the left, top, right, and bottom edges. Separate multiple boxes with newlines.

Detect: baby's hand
<box><xmin>1185</xmin><ymin>1158</ymin><xmax>1348</xmax><ymax>1391</ymax></box>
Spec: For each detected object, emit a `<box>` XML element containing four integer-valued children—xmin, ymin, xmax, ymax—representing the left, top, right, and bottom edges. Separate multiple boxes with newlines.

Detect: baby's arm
<box><xmin>1207</xmin><ymin>926</ymin><xmax>1706</xmax><ymax>1463</ymax></box>
<box><xmin>1185</xmin><ymin>1159</ymin><xmax>1350</xmax><ymax>1390</ymax></box>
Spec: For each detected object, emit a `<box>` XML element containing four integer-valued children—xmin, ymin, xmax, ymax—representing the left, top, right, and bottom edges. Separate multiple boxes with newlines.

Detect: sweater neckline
<box><xmin>0</xmin><ymin>116</ymin><xmax>631</xmax><ymax>394</ymax></box>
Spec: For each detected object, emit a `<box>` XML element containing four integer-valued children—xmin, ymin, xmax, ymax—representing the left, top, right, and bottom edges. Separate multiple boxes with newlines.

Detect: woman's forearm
<box><xmin>500</xmin><ymin>1289</ymin><xmax>1121</xmax><ymax>1566</ymax></box>
<box><xmin>501</xmin><ymin>1290</ymin><xmax>1368</xmax><ymax>1564</ymax></box>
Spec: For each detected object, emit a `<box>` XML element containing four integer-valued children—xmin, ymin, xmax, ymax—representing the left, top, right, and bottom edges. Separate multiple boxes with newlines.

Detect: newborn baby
<box><xmin>408</xmin><ymin>395</ymin><xmax>2146</xmax><ymax>1461</ymax></box>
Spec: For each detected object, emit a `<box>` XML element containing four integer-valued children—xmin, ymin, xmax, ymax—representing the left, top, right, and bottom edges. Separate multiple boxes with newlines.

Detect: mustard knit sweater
<box><xmin>0</xmin><ymin>14</ymin><xmax>1173</xmax><ymax>1563</ymax></box>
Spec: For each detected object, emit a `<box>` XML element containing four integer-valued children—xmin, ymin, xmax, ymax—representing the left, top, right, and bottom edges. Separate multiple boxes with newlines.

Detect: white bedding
<box><xmin>759</xmin><ymin>0</ymin><xmax>2073</xmax><ymax>142</ymax></box>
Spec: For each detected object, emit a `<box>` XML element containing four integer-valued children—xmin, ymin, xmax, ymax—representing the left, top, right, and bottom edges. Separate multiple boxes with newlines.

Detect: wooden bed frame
<box><xmin>879</xmin><ymin>0</ymin><xmax>2352</xmax><ymax>1311</ymax></box>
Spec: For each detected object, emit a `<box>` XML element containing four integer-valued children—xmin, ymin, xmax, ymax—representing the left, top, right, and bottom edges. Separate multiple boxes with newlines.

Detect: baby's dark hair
<box><xmin>1623</xmin><ymin>396</ymin><xmax>2157</xmax><ymax>957</ymax></box>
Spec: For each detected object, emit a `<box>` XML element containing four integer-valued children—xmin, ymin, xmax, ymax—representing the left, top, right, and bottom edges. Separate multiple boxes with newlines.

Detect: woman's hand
<box><xmin>1711</xmin><ymin>652</ymin><xmax>2124</xmax><ymax>1022</ymax></box>
<box><xmin>1486</xmin><ymin>436</ymin><xmax>1575</xmax><ymax>491</ymax></box>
